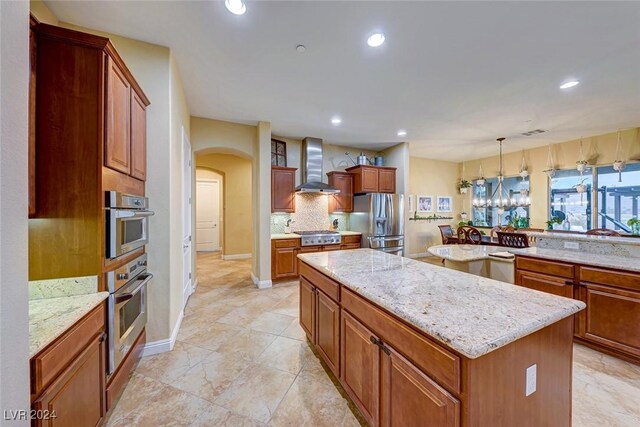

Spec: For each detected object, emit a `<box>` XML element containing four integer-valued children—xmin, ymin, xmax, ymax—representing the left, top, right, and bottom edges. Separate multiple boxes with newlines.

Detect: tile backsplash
<box><xmin>271</xmin><ymin>193</ymin><xmax>349</xmax><ymax>233</ymax></box>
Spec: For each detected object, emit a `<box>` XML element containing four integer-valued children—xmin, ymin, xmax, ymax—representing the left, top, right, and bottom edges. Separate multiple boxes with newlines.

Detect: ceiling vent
<box><xmin>521</xmin><ymin>129</ymin><xmax>547</xmax><ymax>137</ymax></box>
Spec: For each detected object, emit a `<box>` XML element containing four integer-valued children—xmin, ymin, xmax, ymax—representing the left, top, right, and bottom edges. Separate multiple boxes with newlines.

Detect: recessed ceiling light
<box><xmin>559</xmin><ymin>80</ymin><xmax>580</xmax><ymax>89</ymax></box>
<box><xmin>367</xmin><ymin>33</ymin><xmax>385</xmax><ymax>47</ymax></box>
<box><xmin>331</xmin><ymin>116</ymin><xmax>342</xmax><ymax>125</ymax></box>
<box><xmin>397</xmin><ymin>130</ymin><xmax>407</xmax><ymax>137</ymax></box>
<box><xmin>296</xmin><ymin>45</ymin><xmax>306</xmax><ymax>53</ymax></box>
<box><xmin>225</xmin><ymin>0</ymin><xmax>246</xmax><ymax>15</ymax></box>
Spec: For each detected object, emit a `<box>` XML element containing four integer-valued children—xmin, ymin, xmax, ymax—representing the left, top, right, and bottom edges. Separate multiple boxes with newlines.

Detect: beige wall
<box><xmin>1</xmin><ymin>0</ymin><xmax>31</xmax><ymax>417</ymax></box>
<box><xmin>46</xmin><ymin>16</ymin><xmax>191</xmax><ymax>343</ymax></box>
<box><xmin>407</xmin><ymin>157</ymin><xmax>463</xmax><ymax>255</ymax></box>
<box><xmin>192</xmin><ymin>117</ymin><xmax>256</xmax><ymax>159</ymax></box>
<box><xmin>196</xmin><ymin>155</ymin><xmax>253</xmax><ymax>256</ymax></box>
<box><xmin>382</xmin><ymin>142</ymin><xmax>410</xmax><ymax>194</ymax></box>
<box><xmin>464</xmin><ymin>128</ymin><xmax>640</xmax><ymax>229</ymax></box>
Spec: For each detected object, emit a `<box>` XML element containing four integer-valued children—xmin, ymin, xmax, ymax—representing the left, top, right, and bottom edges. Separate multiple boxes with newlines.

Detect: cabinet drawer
<box><xmin>515</xmin><ymin>271</ymin><xmax>574</xmax><ymax>299</ymax></box>
<box><xmin>32</xmin><ymin>303</ymin><xmax>105</xmax><ymax>397</ymax></box>
<box><xmin>342</xmin><ymin>235</ymin><xmax>362</xmax><ymax>245</ymax></box>
<box><xmin>341</xmin><ymin>244</ymin><xmax>361</xmax><ymax>250</ymax></box>
<box><xmin>274</xmin><ymin>238</ymin><xmax>300</xmax><ymax>248</ymax></box>
<box><xmin>579</xmin><ymin>266</ymin><xmax>640</xmax><ymax>292</ymax></box>
<box><xmin>516</xmin><ymin>256</ymin><xmax>574</xmax><ymax>279</ymax></box>
<box><xmin>341</xmin><ymin>288</ymin><xmax>461</xmax><ymax>394</ymax></box>
<box><xmin>299</xmin><ymin>262</ymin><xmax>340</xmax><ymax>302</ymax></box>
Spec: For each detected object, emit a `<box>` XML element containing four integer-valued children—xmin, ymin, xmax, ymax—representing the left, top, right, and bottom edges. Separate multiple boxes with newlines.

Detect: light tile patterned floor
<box><xmin>106</xmin><ymin>252</ymin><xmax>640</xmax><ymax>426</ymax></box>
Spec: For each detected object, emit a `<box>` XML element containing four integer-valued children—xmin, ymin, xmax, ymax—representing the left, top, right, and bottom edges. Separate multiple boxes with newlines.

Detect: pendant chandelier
<box><xmin>472</xmin><ymin>138</ymin><xmax>531</xmax><ymax>216</ymax></box>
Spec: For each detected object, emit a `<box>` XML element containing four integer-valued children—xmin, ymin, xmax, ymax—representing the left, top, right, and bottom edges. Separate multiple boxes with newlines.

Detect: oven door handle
<box><xmin>114</xmin><ymin>210</ymin><xmax>155</xmax><ymax>219</ymax></box>
<box><xmin>114</xmin><ymin>273</ymin><xmax>153</xmax><ymax>304</ymax></box>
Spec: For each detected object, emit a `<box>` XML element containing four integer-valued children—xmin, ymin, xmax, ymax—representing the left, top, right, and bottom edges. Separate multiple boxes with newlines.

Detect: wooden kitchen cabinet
<box><xmin>271</xmin><ymin>238</ymin><xmax>299</xmax><ymax>280</ymax></box>
<box><xmin>271</xmin><ymin>167</ymin><xmax>297</xmax><ymax>212</ymax></box>
<box><xmin>31</xmin><ymin>303</ymin><xmax>106</xmax><ymax>427</ymax></box>
<box><xmin>105</xmin><ymin>57</ymin><xmax>132</xmax><ymax>175</ymax></box>
<box><xmin>300</xmin><ymin>278</ymin><xmax>316</xmax><ymax>339</ymax></box>
<box><xmin>341</xmin><ymin>310</ymin><xmax>380</xmax><ymax>426</ymax></box>
<box><xmin>515</xmin><ymin>256</ymin><xmax>640</xmax><ymax>364</ymax></box>
<box><xmin>29</xmin><ymin>15</ymin><xmax>38</xmax><ymax>217</ymax></box>
<box><xmin>327</xmin><ymin>172</ymin><xmax>353</xmax><ymax>212</ymax></box>
<box><xmin>575</xmin><ymin>266</ymin><xmax>640</xmax><ymax>361</ymax></box>
<box><xmin>346</xmin><ymin>165</ymin><xmax>397</xmax><ymax>194</ymax></box>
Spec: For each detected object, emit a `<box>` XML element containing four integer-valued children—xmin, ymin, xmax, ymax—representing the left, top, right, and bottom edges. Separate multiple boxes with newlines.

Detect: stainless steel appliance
<box><xmin>297</xmin><ymin>230</ymin><xmax>341</xmax><ymax>247</ymax></box>
<box><xmin>107</xmin><ymin>253</ymin><xmax>152</xmax><ymax>376</ymax></box>
<box><xmin>351</xmin><ymin>193</ymin><xmax>405</xmax><ymax>256</ymax></box>
<box><xmin>295</xmin><ymin>138</ymin><xmax>340</xmax><ymax>194</ymax></box>
<box><xmin>105</xmin><ymin>191</ymin><xmax>154</xmax><ymax>260</ymax></box>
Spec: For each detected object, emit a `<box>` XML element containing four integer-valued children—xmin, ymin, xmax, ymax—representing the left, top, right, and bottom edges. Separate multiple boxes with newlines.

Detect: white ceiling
<box><xmin>46</xmin><ymin>1</ymin><xmax>640</xmax><ymax>161</ymax></box>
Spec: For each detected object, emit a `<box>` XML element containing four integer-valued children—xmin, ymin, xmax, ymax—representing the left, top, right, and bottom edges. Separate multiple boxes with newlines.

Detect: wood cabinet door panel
<box><xmin>341</xmin><ymin>310</ymin><xmax>380</xmax><ymax>426</ymax></box>
<box><xmin>381</xmin><ymin>345</ymin><xmax>460</xmax><ymax>427</ymax></box>
<box><xmin>515</xmin><ymin>271</ymin><xmax>574</xmax><ymax>298</ymax></box>
<box><xmin>130</xmin><ymin>91</ymin><xmax>147</xmax><ymax>180</ymax></box>
<box><xmin>320</xmin><ymin>245</ymin><xmax>341</xmax><ymax>251</ymax></box>
<box><xmin>328</xmin><ymin>172</ymin><xmax>354</xmax><ymax>212</ymax></box>
<box><xmin>271</xmin><ymin>167</ymin><xmax>296</xmax><ymax>212</ymax></box>
<box><xmin>299</xmin><ymin>262</ymin><xmax>340</xmax><ymax>301</ymax></box>
<box><xmin>361</xmin><ymin>167</ymin><xmax>379</xmax><ymax>193</ymax></box>
<box><xmin>579</xmin><ymin>267</ymin><xmax>640</xmax><ymax>292</ymax></box>
<box><xmin>105</xmin><ymin>58</ymin><xmax>131</xmax><ymax>175</ymax></box>
<box><xmin>33</xmin><ymin>335</ymin><xmax>105</xmax><ymax>427</ymax></box>
<box><xmin>316</xmin><ymin>289</ymin><xmax>340</xmax><ymax>375</ymax></box>
<box><xmin>378</xmin><ymin>169</ymin><xmax>396</xmax><ymax>193</ymax></box>
<box><xmin>578</xmin><ymin>283</ymin><xmax>640</xmax><ymax>357</ymax></box>
<box><xmin>299</xmin><ymin>278</ymin><xmax>315</xmax><ymax>341</ymax></box>
<box><xmin>274</xmin><ymin>247</ymin><xmax>297</xmax><ymax>279</ymax></box>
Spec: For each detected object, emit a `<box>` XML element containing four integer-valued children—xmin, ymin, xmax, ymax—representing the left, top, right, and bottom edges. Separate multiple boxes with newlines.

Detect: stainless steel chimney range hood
<box><xmin>295</xmin><ymin>137</ymin><xmax>340</xmax><ymax>194</ymax></box>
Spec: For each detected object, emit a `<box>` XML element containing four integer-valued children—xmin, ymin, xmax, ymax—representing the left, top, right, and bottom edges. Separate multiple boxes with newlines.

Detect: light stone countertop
<box><xmin>530</xmin><ymin>231</ymin><xmax>640</xmax><ymax>246</ymax></box>
<box><xmin>509</xmin><ymin>247</ymin><xmax>640</xmax><ymax>273</ymax></box>
<box><xmin>428</xmin><ymin>244</ymin><xmax>514</xmax><ymax>263</ymax></box>
<box><xmin>29</xmin><ymin>292</ymin><xmax>109</xmax><ymax>358</ymax></box>
<box><xmin>271</xmin><ymin>231</ymin><xmax>361</xmax><ymax>240</ymax></box>
<box><xmin>298</xmin><ymin>249</ymin><xmax>585</xmax><ymax>359</ymax></box>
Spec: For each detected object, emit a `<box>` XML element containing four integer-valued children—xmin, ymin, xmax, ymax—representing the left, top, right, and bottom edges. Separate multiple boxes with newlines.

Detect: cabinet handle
<box><xmin>369</xmin><ymin>336</ymin><xmax>380</xmax><ymax>346</ymax></box>
<box><xmin>565</xmin><ymin>280</ymin><xmax>576</xmax><ymax>286</ymax></box>
<box><xmin>380</xmin><ymin>344</ymin><xmax>391</xmax><ymax>356</ymax></box>
<box><xmin>99</xmin><ymin>332</ymin><xmax>107</xmax><ymax>343</ymax></box>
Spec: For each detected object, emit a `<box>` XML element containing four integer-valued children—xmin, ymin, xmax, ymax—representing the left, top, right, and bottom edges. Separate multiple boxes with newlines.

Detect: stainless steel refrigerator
<box><xmin>351</xmin><ymin>193</ymin><xmax>405</xmax><ymax>256</ymax></box>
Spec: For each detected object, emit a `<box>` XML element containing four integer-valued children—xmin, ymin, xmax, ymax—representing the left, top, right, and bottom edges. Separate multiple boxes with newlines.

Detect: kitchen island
<box><xmin>427</xmin><ymin>243</ymin><xmax>515</xmax><ymax>283</ymax></box>
<box><xmin>298</xmin><ymin>249</ymin><xmax>585</xmax><ymax>427</ymax></box>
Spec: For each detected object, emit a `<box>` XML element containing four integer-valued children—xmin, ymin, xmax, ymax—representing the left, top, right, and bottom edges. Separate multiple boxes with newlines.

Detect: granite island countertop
<box><xmin>29</xmin><ymin>292</ymin><xmax>109</xmax><ymax>357</ymax></box>
<box><xmin>428</xmin><ymin>244</ymin><xmax>514</xmax><ymax>263</ymax></box>
<box><xmin>509</xmin><ymin>247</ymin><xmax>640</xmax><ymax>273</ymax></box>
<box><xmin>298</xmin><ymin>249</ymin><xmax>585</xmax><ymax>359</ymax></box>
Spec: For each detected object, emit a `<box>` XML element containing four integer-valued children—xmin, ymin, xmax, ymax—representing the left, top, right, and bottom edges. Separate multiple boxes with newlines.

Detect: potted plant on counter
<box><xmin>546</xmin><ymin>216</ymin><xmax>563</xmax><ymax>230</ymax></box>
<box><xmin>458</xmin><ymin>179</ymin><xmax>473</xmax><ymax>194</ymax></box>
<box><xmin>628</xmin><ymin>218</ymin><xmax>640</xmax><ymax>235</ymax></box>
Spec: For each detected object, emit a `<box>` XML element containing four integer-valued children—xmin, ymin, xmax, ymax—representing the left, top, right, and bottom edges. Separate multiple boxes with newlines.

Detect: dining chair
<box><xmin>438</xmin><ymin>225</ymin><xmax>460</xmax><ymax>245</ymax></box>
<box><xmin>457</xmin><ymin>226</ymin><xmax>482</xmax><ymax>245</ymax></box>
<box><xmin>586</xmin><ymin>228</ymin><xmax>621</xmax><ymax>237</ymax></box>
<box><xmin>497</xmin><ymin>231</ymin><xmax>530</xmax><ymax>248</ymax></box>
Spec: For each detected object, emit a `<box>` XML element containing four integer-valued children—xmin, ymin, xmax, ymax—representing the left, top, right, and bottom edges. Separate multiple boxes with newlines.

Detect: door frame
<box><xmin>195</xmin><ymin>177</ymin><xmax>222</xmax><ymax>252</ymax></box>
<box><xmin>182</xmin><ymin>127</ymin><xmax>194</xmax><ymax>305</ymax></box>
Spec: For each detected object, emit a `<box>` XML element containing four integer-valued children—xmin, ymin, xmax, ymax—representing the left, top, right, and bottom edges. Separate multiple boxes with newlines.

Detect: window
<box><xmin>271</xmin><ymin>139</ymin><xmax>287</xmax><ymax>167</ymax></box>
<box><xmin>472</xmin><ymin>177</ymin><xmax>530</xmax><ymax>227</ymax></box>
<box><xmin>549</xmin><ymin>169</ymin><xmax>593</xmax><ymax>231</ymax></box>
<box><xmin>596</xmin><ymin>162</ymin><xmax>640</xmax><ymax>232</ymax></box>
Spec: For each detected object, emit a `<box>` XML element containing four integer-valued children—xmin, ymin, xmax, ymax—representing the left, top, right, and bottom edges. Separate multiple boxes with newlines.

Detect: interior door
<box><xmin>182</xmin><ymin>127</ymin><xmax>193</xmax><ymax>307</ymax></box>
<box><xmin>196</xmin><ymin>180</ymin><xmax>221</xmax><ymax>251</ymax></box>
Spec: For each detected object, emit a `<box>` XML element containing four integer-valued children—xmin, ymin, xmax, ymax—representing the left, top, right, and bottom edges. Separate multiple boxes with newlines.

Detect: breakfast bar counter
<box><xmin>427</xmin><ymin>243</ymin><xmax>515</xmax><ymax>283</ymax></box>
<box><xmin>297</xmin><ymin>248</ymin><xmax>584</xmax><ymax>426</ymax></box>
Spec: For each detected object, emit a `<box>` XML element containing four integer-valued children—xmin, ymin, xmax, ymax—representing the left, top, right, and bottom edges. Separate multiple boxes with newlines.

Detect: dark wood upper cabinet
<box><xmin>105</xmin><ymin>57</ymin><xmax>132</xmax><ymax>175</ymax></box>
<box><xmin>271</xmin><ymin>166</ymin><xmax>297</xmax><ymax>212</ymax></box>
<box><xmin>346</xmin><ymin>165</ymin><xmax>397</xmax><ymax>194</ymax></box>
<box><xmin>327</xmin><ymin>171</ymin><xmax>353</xmax><ymax>212</ymax></box>
<box><xmin>130</xmin><ymin>91</ymin><xmax>147</xmax><ymax>180</ymax></box>
<box><xmin>29</xmin><ymin>15</ymin><xmax>38</xmax><ymax>217</ymax></box>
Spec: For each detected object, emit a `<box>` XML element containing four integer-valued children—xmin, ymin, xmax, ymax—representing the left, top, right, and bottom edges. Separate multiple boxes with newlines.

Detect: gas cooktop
<box><xmin>297</xmin><ymin>230</ymin><xmax>341</xmax><ymax>246</ymax></box>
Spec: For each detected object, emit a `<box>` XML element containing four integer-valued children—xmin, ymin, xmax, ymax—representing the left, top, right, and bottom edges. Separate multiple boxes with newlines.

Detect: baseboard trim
<box><xmin>406</xmin><ymin>252</ymin><xmax>430</xmax><ymax>259</ymax></box>
<box><xmin>222</xmin><ymin>253</ymin><xmax>252</xmax><ymax>260</ymax></box>
<box><xmin>192</xmin><ymin>278</ymin><xmax>198</xmax><ymax>292</ymax></box>
<box><xmin>251</xmin><ymin>272</ymin><xmax>272</xmax><ymax>289</ymax></box>
<box><xmin>141</xmin><ymin>308</ymin><xmax>184</xmax><ymax>357</ymax></box>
